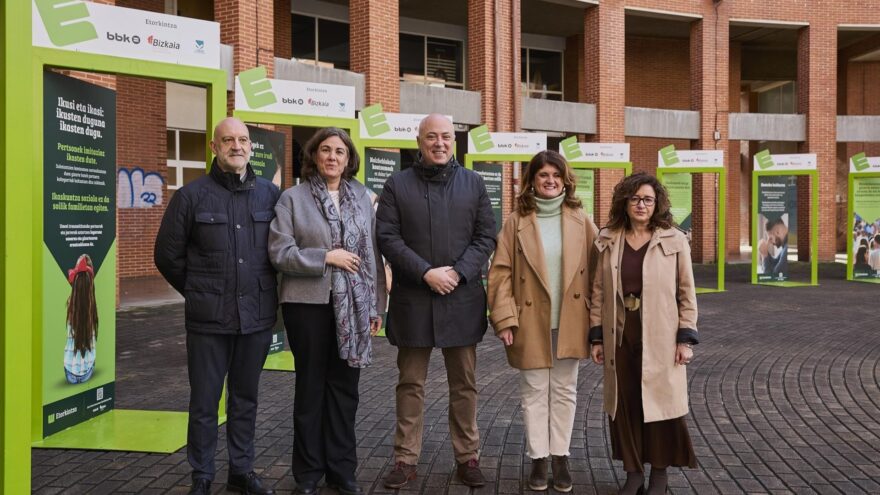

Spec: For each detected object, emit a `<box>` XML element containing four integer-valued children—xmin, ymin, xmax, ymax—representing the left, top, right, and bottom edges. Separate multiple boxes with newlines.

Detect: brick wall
<box><xmin>625</xmin><ymin>37</ymin><xmax>691</xmax><ymax>110</ymax></box>
<box><xmin>350</xmin><ymin>0</ymin><xmax>400</xmax><ymax>112</ymax></box>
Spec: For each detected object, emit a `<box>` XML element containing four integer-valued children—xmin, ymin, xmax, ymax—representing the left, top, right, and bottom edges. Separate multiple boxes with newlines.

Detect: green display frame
<box><xmin>233</xmin><ymin>109</ymin><xmax>361</xmax><ymax>368</ymax></box>
<box><xmin>847</xmin><ymin>169</ymin><xmax>880</xmax><ymax>283</ymax></box>
<box><xmin>356</xmin><ymin>138</ymin><xmax>422</xmax><ymax>338</ymax></box>
<box><xmin>567</xmin><ymin>159</ymin><xmax>632</xmax><ymax>222</ymax></box>
<box><xmin>3</xmin><ymin>1</ymin><xmax>34</xmax><ymax>491</ymax></box>
<box><xmin>656</xmin><ymin>167</ymin><xmax>727</xmax><ymax>294</ymax></box>
<box><xmin>28</xmin><ymin>47</ymin><xmax>227</xmax><ymax>455</ymax></box>
<box><xmin>751</xmin><ymin>169</ymin><xmax>819</xmax><ymax>286</ymax></box>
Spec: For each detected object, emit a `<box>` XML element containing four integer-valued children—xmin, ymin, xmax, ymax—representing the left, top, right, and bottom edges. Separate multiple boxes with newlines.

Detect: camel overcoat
<box><xmin>588</xmin><ymin>227</ymin><xmax>699</xmax><ymax>423</ymax></box>
<box><xmin>488</xmin><ymin>206</ymin><xmax>598</xmax><ymax>370</ymax></box>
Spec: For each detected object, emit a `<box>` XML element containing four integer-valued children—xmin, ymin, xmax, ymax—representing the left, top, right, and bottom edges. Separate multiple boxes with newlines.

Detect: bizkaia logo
<box><xmin>147</xmin><ymin>35</ymin><xmax>180</xmax><ymax>50</ymax></box>
<box><xmin>106</xmin><ymin>32</ymin><xmax>141</xmax><ymax>44</ymax></box>
<box><xmin>307</xmin><ymin>98</ymin><xmax>330</xmax><ymax>108</ymax></box>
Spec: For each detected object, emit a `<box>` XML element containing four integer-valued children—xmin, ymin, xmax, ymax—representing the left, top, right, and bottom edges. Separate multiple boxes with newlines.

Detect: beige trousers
<box><xmin>394</xmin><ymin>345</ymin><xmax>480</xmax><ymax>464</ymax></box>
<box><xmin>519</xmin><ymin>331</ymin><xmax>580</xmax><ymax>459</ymax></box>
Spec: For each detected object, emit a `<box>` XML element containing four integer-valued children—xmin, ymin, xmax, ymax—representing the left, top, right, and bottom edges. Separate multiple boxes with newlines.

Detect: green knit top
<box><xmin>534</xmin><ymin>194</ymin><xmax>565</xmax><ymax>329</ymax></box>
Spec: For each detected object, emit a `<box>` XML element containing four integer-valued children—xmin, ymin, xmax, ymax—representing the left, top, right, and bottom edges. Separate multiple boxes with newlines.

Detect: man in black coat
<box><xmin>376</xmin><ymin>114</ymin><xmax>497</xmax><ymax>488</ymax></box>
<box><xmin>155</xmin><ymin>117</ymin><xmax>279</xmax><ymax>495</ymax></box>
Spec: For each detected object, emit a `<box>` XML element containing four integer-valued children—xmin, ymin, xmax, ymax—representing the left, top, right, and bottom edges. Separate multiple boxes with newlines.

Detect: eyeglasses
<box><xmin>628</xmin><ymin>195</ymin><xmax>655</xmax><ymax>207</ymax></box>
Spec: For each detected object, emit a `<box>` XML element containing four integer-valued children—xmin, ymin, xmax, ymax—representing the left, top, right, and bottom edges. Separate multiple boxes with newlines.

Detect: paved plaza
<box><xmin>31</xmin><ymin>263</ymin><xmax>880</xmax><ymax>494</ymax></box>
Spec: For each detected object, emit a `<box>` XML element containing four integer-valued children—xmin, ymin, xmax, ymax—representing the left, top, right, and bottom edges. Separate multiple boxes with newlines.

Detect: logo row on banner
<box><xmin>32</xmin><ymin>0</ymin><xmax>220</xmax><ymax>68</ymax></box>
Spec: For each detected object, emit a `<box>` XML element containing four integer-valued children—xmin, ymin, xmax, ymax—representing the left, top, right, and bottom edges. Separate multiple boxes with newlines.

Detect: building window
<box><xmin>756</xmin><ymin>81</ymin><xmax>796</xmax><ymax>114</ymax></box>
<box><xmin>399</xmin><ymin>33</ymin><xmax>464</xmax><ymax>88</ymax></box>
<box><xmin>167</xmin><ymin>129</ymin><xmax>207</xmax><ymax>190</ymax></box>
<box><xmin>291</xmin><ymin>14</ymin><xmax>350</xmax><ymax>70</ymax></box>
<box><xmin>522</xmin><ymin>48</ymin><xmax>563</xmax><ymax>101</ymax></box>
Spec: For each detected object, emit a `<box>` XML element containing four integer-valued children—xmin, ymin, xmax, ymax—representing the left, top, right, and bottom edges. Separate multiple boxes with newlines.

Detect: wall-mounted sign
<box><xmin>658</xmin><ymin>145</ymin><xmax>723</xmax><ymax>169</ymax></box>
<box><xmin>32</xmin><ymin>0</ymin><xmax>220</xmax><ymax>68</ymax></box>
<box><xmin>468</xmin><ymin>125</ymin><xmax>546</xmax><ymax>155</ymax></box>
<box><xmin>753</xmin><ymin>150</ymin><xmax>817</xmax><ymax>171</ymax></box>
<box><xmin>559</xmin><ymin>137</ymin><xmax>629</xmax><ymax>162</ymax></box>
<box><xmin>360</xmin><ymin>104</ymin><xmax>452</xmax><ymax>141</ymax></box>
<box><xmin>850</xmin><ymin>152</ymin><xmax>880</xmax><ymax>174</ymax></box>
<box><xmin>235</xmin><ymin>66</ymin><xmax>355</xmax><ymax>119</ymax></box>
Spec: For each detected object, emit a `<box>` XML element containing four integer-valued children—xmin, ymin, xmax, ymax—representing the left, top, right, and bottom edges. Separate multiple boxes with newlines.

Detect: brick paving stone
<box><xmin>30</xmin><ymin>263</ymin><xmax>880</xmax><ymax>493</ymax></box>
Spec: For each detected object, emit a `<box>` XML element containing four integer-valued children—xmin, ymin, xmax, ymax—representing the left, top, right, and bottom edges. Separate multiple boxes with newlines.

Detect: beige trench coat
<box><xmin>488</xmin><ymin>206</ymin><xmax>598</xmax><ymax>370</ymax></box>
<box><xmin>588</xmin><ymin>227</ymin><xmax>698</xmax><ymax>422</ymax></box>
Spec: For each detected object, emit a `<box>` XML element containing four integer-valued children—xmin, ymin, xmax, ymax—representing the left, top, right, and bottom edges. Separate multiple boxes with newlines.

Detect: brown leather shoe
<box><xmin>457</xmin><ymin>458</ymin><xmax>487</xmax><ymax>487</ymax></box>
<box><xmin>527</xmin><ymin>457</ymin><xmax>549</xmax><ymax>491</ymax></box>
<box><xmin>551</xmin><ymin>455</ymin><xmax>572</xmax><ymax>492</ymax></box>
<box><xmin>384</xmin><ymin>461</ymin><xmax>417</xmax><ymax>489</ymax></box>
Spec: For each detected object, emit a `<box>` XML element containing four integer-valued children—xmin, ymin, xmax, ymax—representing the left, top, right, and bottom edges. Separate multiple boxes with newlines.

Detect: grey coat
<box><xmin>376</xmin><ymin>160</ymin><xmax>497</xmax><ymax>348</ymax></box>
<box><xmin>268</xmin><ymin>179</ymin><xmax>386</xmax><ymax>312</ymax></box>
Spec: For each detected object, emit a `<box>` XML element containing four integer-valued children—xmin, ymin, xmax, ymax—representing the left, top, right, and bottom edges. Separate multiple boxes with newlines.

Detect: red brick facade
<box><xmin>91</xmin><ymin>0</ymin><xmax>880</xmax><ymax>284</ymax></box>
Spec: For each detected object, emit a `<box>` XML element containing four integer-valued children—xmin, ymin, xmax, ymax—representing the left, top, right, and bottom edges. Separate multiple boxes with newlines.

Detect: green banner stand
<box><xmin>463</xmin><ymin>153</ymin><xmax>527</xmax><ymax>233</ymax></box>
<box><xmin>750</xmin><ymin>151</ymin><xmax>819</xmax><ymax>287</ymax></box>
<box><xmin>558</xmin><ymin>137</ymin><xmax>632</xmax><ymax>224</ymax></box>
<box><xmin>27</xmin><ymin>45</ymin><xmax>227</xmax><ymax>455</ymax></box>
<box><xmin>234</xmin><ymin>67</ymin><xmax>361</xmax><ymax>370</ymax></box>
<box><xmin>3</xmin><ymin>1</ymin><xmax>34</xmax><ymax>490</ymax></box>
<box><xmin>656</xmin><ymin>146</ymin><xmax>726</xmax><ymax>294</ymax></box>
<box><xmin>847</xmin><ymin>153</ymin><xmax>880</xmax><ymax>283</ymax></box>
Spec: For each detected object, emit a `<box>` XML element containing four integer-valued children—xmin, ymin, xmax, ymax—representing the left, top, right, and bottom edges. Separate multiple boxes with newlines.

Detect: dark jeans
<box><xmin>283</xmin><ymin>303</ymin><xmax>360</xmax><ymax>484</ymax></box>
<box><xmin>186</xmin><ymin>329</ymin><xmax>272</xmax><ymax>481</ymax></box>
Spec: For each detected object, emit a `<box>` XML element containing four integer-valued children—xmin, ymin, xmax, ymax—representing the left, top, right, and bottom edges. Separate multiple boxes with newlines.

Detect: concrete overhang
<box><xmin>399</xmin><ymin>83</ymin><xmax>482</xmax><ymax>125</ymax></box>
<box><xmin>521</xmin><ymin>98</ymin><xmax>596</xmax><ymax>134</ymax></box>
<box><xmin>624</xmin><ymin>107</ymin><xmax>699</xmax><ymax>139</ymax></box>
<box><xmin>837</xmin><ymin>116</ymin><xmax>880</xmax><ymax>142</ymax></box>
<box><xmin>728</xmin><ymin>113</ymin><xmax>806</xmax><ymax>142</ymax></box>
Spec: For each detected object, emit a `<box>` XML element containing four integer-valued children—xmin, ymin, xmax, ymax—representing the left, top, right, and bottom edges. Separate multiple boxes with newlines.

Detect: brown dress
<box><xmin>609</xmin><ymin>240</ymin><xmax>696</xmax><ymax>472</ymax></box>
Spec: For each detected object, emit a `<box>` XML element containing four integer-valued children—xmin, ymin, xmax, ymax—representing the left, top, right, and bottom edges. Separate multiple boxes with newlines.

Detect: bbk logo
<box><xmin>106</xmin><ymin>32</ymin><xmax>141</xmax><ymax>44</ymax></box>
<box><xmin>282</xmin><ymin>97</ymin><xmax>304</xmax><ymax>105</ymax></box>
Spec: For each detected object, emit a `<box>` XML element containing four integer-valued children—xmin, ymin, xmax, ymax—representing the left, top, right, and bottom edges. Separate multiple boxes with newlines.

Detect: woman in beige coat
<box><xmin>589</xmin><ymin>172</ymin><xmax>698</xmax><ymax>495</ymax></box>
<box><xmin>488</xmin><ymin>150</ymin><xmax>598</xmax><ymax>493</ymax></box>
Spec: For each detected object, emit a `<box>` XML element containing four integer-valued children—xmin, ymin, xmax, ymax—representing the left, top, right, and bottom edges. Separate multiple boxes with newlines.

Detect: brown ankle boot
<box><xmin>527</xmin><ymin>457</ymin><xmax>548</xmax><ymax>491</ymax></box>
<box><xmin>551</xmin><ymin>455</ymin><xmax>572</xmax><ymax>492</ymax></box>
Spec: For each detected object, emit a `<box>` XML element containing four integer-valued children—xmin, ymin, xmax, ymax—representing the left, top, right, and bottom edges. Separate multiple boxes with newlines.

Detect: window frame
<box><xmin>166</xmin><ymin>128</ymin><xmax>208</xmax><ymax>191</ymax></box>
<box><xmin>521</xmin><ymin>47</ymin><xmax>564</xmax><ymax>101</ymax></box>
<box><xmin>291</xmin><ymin>13</ymin><xmax>351</xmax><ymax>70</ymax></box>
<box><xmin>399</xmin><ymin>30</ymin><xmax>467</xmax><ymax>89</ymax></box>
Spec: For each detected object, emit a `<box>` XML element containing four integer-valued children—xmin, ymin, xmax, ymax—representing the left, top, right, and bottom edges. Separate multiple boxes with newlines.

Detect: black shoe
<box><xmin>227</xmin><ymin>471</ymin><xmax>275</xmax><ymax>494</ymax></box>
<box><xmin>294</xmin><ymin>479</ymin><xmax>318</xmax><ymax>495</ymax></box>
<box><xmin>188</xmin><ymin>478</ymin><xmax>211</xmax><ymax>495</ymax></box>
<box><xmin>328</xmin><ymin>479</ymin><xmax>363</xmax><ymax>495</ymax></box>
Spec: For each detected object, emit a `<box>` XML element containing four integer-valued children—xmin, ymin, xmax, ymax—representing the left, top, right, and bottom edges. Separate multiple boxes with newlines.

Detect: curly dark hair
<box><xmin>605</xmin><ymin>172</ymin><xmax>674</xmax><ymax>231</ymax></box>
<box><xmin>300</xmin><ymin>127</ymin><xmax>360</xmax><ymax>180</ymax></box>
<box><xmin>516</xmin><ymin>150</ymin><xmax>583</xmax><ymax>216</ymax></box>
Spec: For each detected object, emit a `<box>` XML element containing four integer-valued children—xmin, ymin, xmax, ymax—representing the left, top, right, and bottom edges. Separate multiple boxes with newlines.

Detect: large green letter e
<box><xmin>35</xmin><ymin>0</ymin><xmax>98</xmax><ymax>47</ymax></box>
<box><xmin>238</xmin><ymin>67</ymin><xmax>277</xmax><ymax>109</ymax></box>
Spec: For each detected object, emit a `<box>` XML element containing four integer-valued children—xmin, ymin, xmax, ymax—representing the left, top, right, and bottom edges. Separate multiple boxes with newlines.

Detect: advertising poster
<box><xmin>756</xmin><ymin>176</ymin><xmax>797</xmax><ymax>282</ymax></box>
<box><xmin>852</xmin><ymin>177</ymin><xmax>880</xmax><ymax>279</ymax></box>
<box><xmin>364</xmin><ymin>148</ymin><xmax>401</xmax><ymax>198</ymax></box>
<box><xmin>247</xmin><ymin>125</ymin><xmax>285</xmax><ymax>189</ymax></box>
<box><xmin>572</xmin><ymin>169</ymin><xmax>595</xmax><ymax>222</ymax></box>
<box><xmin>42</xmin><ymin>71</ymin><xmax>117</xmax><ymax>436</ymax></box>
<box><xmin>472</xmin><ymin>162</ymin><xmax>503</xmax><ymax>234</ymax></box>
<box><xmin>664</xmin><ymin>173</ymin><xmax>693</xmax><ymax>234</ymax></box>
<box><xmin>246</xmin><ymin>126</ymin><xmax>286</xmax><ymax>351</ymax></box>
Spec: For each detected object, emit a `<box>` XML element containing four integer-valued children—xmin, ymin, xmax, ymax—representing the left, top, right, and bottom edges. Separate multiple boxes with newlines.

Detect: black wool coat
<box><xmin>376</xmin><ymin>159</ymin><xmax>497</xmax><ymax>348</ymax></box>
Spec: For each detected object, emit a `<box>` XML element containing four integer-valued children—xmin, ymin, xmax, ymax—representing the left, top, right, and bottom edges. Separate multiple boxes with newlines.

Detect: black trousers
<box><xmin>186</xmin><ymin>329</ymin><xmax>272</xmax><ymax>481</ymax></box>
<box><xmin>283</xmin><ymin>303</ymin><xmax>360</xmax><ymax>484</ymax></box>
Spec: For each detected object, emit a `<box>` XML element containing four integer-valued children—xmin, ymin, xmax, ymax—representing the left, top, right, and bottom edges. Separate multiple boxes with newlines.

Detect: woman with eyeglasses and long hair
<box><xmin>588</xmin><ymin>172</ymin><xmax>698</xmax><ymax>495</ymax></box>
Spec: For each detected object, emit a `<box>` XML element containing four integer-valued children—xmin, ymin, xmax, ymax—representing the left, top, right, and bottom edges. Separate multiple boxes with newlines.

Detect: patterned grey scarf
<box><xmin>308</xmin><ymin>176</ymin><xmax>377</xmax><ymax>368</ymax></box>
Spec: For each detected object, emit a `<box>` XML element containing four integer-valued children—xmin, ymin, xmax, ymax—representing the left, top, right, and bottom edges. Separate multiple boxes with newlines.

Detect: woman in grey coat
<box><xmin>268</xmin><ymin>127</ymin><xmax>386</xmax><ymax>495</ymax></box>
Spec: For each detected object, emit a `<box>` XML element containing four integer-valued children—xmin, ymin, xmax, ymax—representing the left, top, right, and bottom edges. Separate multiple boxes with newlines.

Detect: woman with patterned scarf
<box><xmin>268</xmin><ymin>127</ymin><xmax>386</xmax><ymax>495</ymax></box>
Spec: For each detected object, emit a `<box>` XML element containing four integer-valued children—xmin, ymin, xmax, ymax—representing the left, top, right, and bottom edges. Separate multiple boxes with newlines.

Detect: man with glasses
<box><xmin>155</xmin><ymin>117</ymin><xmax>279</xmax><ymax>495</ymax></box>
